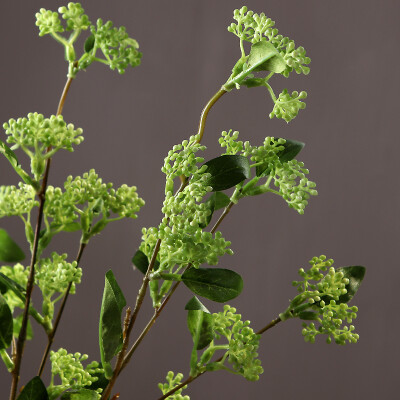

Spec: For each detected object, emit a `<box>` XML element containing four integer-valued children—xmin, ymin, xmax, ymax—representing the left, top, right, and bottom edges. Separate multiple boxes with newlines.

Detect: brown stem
<box><xmin>9</xmin><ymin>75</ymin><xmax>74</xmax><ymax>400</ymax></box>
<box><xmin>159</xmin><ymin>316</ymin><xmax>282</xmax><ymax>399</ymax></box>
<box><xmin>37</xmin><ymin>242</ymin><xmax>87</xmax><ymax>377</ymax></box>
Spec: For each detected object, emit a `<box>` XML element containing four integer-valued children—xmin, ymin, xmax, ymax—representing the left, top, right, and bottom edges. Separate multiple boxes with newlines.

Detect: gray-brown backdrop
<box><xmin>0</xmin><ymin>0</ymin><xmax>398</xmax><ymax>399</ymax></box>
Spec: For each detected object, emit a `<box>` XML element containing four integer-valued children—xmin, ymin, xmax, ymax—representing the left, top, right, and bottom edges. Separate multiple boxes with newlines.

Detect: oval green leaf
<box><xmin>185</xmin><ymin>296</ymin><xmax>210</xmax><ymax>312</ymax></box>
<box><xmin>187</xmin><ymin>309</ymin><xmax>213</xmax><ymax>350</ymax></box>
<box><xmin>247</xmin><ymin>41</ymin><xmax>287</xmax><ymax>74</ymax></box>
<box><xmin>0</xmin><ymin>294</ymin><xmax>13</xmax><ymax>350</ymax></box>
<box><xmin>16</xmin><ymin>376</ymin><xmax>49</xmax><ymax>400</ymax></box>
<box><xmin>0</xmin><ymin>229</ymin><xmax>25</xmax><ymax>263</ymax></box>
<box><xmin>0</xmin><ymin>272</ymin><xmax>26</xmax><ymax>301</ymax></box>
<box><xmin>99</xmin><ymin>270</ymin><xmax>126</xmax><ymax>378</ymax></box>
<box><xmin>203</xmin><ymin>155</ymin><xmax>250</xmax><ymax>191</ymax></box>
<box><xmin>336</xmin><ymin>266</ymin><xmax>366</xmax><ymax>304</ymax></box>
<box><xmin>199</xmin><ymin>192</ymin><xmax>231</xmax><ymax>229</ymax></box>
<box><xmin>132</xmin><ymin>249</ymin><xmax>160</xmax><ymax>274</ymax></box>
<box><xmin>84</xmin><ymin>35</ymin><xmax>95</xmax><ymax>53</ymax></box>
<box><xmin>182</xmin><ymin>268</ymin><xmax>243</xmax><ymax>303</ymax></box>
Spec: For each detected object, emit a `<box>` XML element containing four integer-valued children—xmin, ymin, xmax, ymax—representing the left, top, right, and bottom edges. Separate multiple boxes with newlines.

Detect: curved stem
<box><xmin>37</xmin><ymin>242</ymin><xmax>87</xmax><ymax>377</ymax></box>
<box><xmin>9</xmin><ymin>75</ymin><xmax>75</xmax><ymax>400</ymax></box>
<box><xmin>158</xmin><ymin>316</ymin><xmax>282</xmax><ymax>399</ymax></box>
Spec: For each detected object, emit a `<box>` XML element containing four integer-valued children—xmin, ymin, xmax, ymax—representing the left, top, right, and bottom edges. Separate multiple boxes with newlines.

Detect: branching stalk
<box><xmin>9</xmin><ymin>75</ymin><xmax>75</xmax><ymax>400</ymax></box>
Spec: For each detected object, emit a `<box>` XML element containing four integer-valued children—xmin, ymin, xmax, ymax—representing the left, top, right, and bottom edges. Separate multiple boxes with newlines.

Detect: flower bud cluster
<box><xmin>3</xmin><ymin>113</ymin><xmax>84</xmax><ymax>154</ymax></box>
<box><xmin>35</xmin><ymin>8</ymin><xmax>64</xmax><ymax>36</ymax></box>
<box><xmin>212</xmin><ymin>305</ymin><xmax>263</xmax><ymax>382</ymax></box>
<box><xmin>302</xmin><ymin>302</ymin><xmax>359</xmax><ymax>345</ymax></box>
<box><xmin>162</xmin><ymin>135</ymin><xmax>206</xmax><ymax>181</ymax></box>
<box><xmin>0</xmin><ymin>184</ymin><xmax>37</xmax><ymax>218</ymax></box>
<box><xmin>0</xmin><ymin>264</ymin><xmax>28</xmax><ymax>311</ymax></box>
<box><xmin>242</xmin><ymin>136</ymin><xmax>286</xmax><ymax>165</ymax></box>
<box><xmin>49</xmin><ymin>349</ymin><xmax>103</xmax><ymax>399</ymax></box>
<box><xmin>218</xmin><ymin>130</ymin><xmax>244</xmax><ymax>155</ymax></box>
<box><xmin>91</xmin><ymin>19</ymin><xmax>142</xmax><ymax>74</ymax></box>
<box><xmin>269</xmin><ymin>90</ymin><xmax>307</xmax><ymax>123</ymax></box>
<box><xmin>58</xmin><ymin>3</ymin><xmax>90</xmax><ymax>31</ymax></box>
<box><xmin>291</xmin><ymin>256</ymin><xmax>360</xmax><ymax>345</ymax></box>
<box><xmin>273</xmin><ymin>159</ymin><xmax>317</xmax><ymax>214</ymax></box>
<box><xmin>158</xmin><ymin>371</ymin><xmax>190</xmax><ymax>400</ymax></box>
<box><xmin>35</xmin><ymin>252</ymin><xmax>82</xmax><ymax>299</ymax></box>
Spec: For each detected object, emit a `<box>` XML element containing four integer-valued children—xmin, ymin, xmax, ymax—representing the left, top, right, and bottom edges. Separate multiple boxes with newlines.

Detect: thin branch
<box><xmin>37</xmin><ymin>242</ymin><xmax>87</xmax><ymax>377</ymax></box>
<box><xmin>9</xmin><ymin>75</ymin><xmax>74</xmax><ymax>400</ymax></box>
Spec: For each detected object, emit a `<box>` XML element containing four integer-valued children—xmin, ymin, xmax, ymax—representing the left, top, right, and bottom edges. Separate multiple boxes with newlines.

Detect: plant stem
<box><xmin>158</xmin><ymin>316</ymin><xmax>282</xmax><ymax>400</ymax></box>
<box><xmin>9</xmin><ymin>75</ymin><xmax>74</xmax><ymax>400</ymax></box>
<box><xmin>37</xmin><ymin>242</ymin><xmax>87</xmax><ymax>377</ymax></box>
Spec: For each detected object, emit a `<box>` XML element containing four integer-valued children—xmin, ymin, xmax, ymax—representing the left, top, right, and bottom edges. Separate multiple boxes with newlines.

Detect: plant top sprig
<box><xmin>36</xmin><ymin>2</ymin><xmax>142</xmax><ymax>77</ymax></box>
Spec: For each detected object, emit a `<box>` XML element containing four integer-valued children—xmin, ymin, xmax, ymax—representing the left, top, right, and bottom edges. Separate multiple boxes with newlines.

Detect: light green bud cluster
<box><xmin>35</xmin><ymin>252</ymin><xmax>82</xmax><ymax>298</ymax></box>
<box><xmin>242</xmin><ymin>136</ymin><xmax>286</xmax><ymax>166</ymax></box>
<box><xmin>158</xmin><ymin>371</ymin><xmax>190</xmax><ymax>400</ymax></box>
<box><xmin>273</xmin><ymin>160</ymin><xmax>317</xmax><ymax>214</ymax></box>
<box><xmin>3</xmin><ymin>113</ymin><xmax>83</xmax><ymax>179</ymax></box>
<box><xmin>218</xmin><ymin>130</ymin><xmax>244</xmax><ymax>155</ymax></box>
<box><xmin>162</xmin><ymin>135</ymin><xmax>206</xmax><ymax>182</ymax></box>
<box><xmin>211</xmin><ymin>305</ymin><xmax>263</xmax><ymax>381</ymax></box>
<box><xmin>302</xmin><ymin>302</ymin><xmax>359</xmax><ymax>345</ymax></box>
<box><xmin>89</xmin><ymin>19</ymin><xmax>142</xmax><ymax>74</ymax></box>
<box><xmin>58</xmin><ymin>3</ymin><xmax>90</xmax><ymax>32</ymax></box>
<box><xmin>288</xmin><ymin>256</ymin><xmax>360</xmax><ymax>345</ymax></box>
<box><xmin>269</xmin><ymin>90</ymin><xmax>307</xmax><ymax>123</ymax></box>
<box><xmin>0</xmin><ymin>184</ymin><xmax>37</xmax><ymax>218</ymax></box>
<box><xmin>228</xmin><ymin>6</ymin><xmax>310</xmax><ymax>77</ymax></box>
<box><xmin>48</xmin><ymin>349</ymin><xmax>103</xmax><ymax>400</ymax></box>
<box><xmin>0</xmin><ymin>264</ymin><xmax>28</xmax><ymax>311</ymax></box>
<box><xmin>35</xmin><ymin>8</ymin><xmax>64</xmax><ymax>36</ymax></box>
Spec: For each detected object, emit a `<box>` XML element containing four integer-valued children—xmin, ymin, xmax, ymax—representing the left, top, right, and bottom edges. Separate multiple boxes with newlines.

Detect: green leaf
<box><xmin>336</xmin><ymin>266</ymin><xmax>366</xmax><ymax>304</ymax></box>
<box><xmin>61</xmin><ymin>389</ymin><xmax>99</xmax><ymax>400</ymax></box>
<box><xmin>182</xmin><ymin>268</ymin><xmax>243</xmax><ymax>303</ymax></box>
<box><xmin>132</xmin><ymin>250</ymin><xmax>160</xmax><ymax>274</ymax></box>
<box><xmin>203</xmin><ymin>155</ymin><xmax>250</xmax><ymax>191</ymax></box>
<box><xmin>0</xmin><ymin>272</ymin><xmax>26</xmax><ymax>301</ymax></box>
<box><xmin>84</xmin><ymin>34</ymin><xmax>95</xmax><ymax>53</ymax></box>
<box><xmin>247</xmin><ymin>41</ymin><xmax>287</xmax><ymax>73</ymax></box>
<box><xmin>187</xmin><ymin>309</ymin><xmax>213</xmax><ymax>350</ymax></box>
<box><xmin>0</xmin><ymin>229</ymin><xmax>25</xmax><ymax>263</ymax></box>
<box><xmin>99</xmin><ymin>270</ymin><xmax>126</xmax><ymax>379</ymax></box>
<box><xmin>256</xmin><ymin>138</ymin><xmax>305</xmax><ymax>177</ymax></box>
<box><xmin>84</xmin><ymin>368</ymin><xmax>109</xmax><ymax>393</ymax></box>
<box><xmin>0</xmin><ymin>294</ymin><xmax>13</xmax><ymax>350</ymax></box>
<box><xmin>298</xmin><ymin>311</ymin><xmax>319</xmax><ymax>321</ymax></box>
<box><xmin>200</xmin><ymin>192</ymin><xmax>231</xmax><ymax>229</ymax></box>
<box><xmin>185</xmin><ymin>296</ymin><xmax>210</xmax><ymax>313</ymax></box>
<box><xmin>16</xmin><ymin>376</ymin><xmax>49</xmax><ymax>400</ymax></box>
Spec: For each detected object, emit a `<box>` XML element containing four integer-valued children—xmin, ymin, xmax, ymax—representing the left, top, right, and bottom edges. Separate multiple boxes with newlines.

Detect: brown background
<box><xmin>0</xmin><ymin>0</ymin><xmax>399</xmax><ymax>399</ymax></box>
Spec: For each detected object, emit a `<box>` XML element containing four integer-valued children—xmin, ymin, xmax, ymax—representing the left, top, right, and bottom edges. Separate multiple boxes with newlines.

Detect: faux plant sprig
<box><xmin>36</xmin><ymin>2</ymin><xmax>141</xmax><ymax>77</ymax></box>
<box><xmin>0</xmin><ymin>4</ymin><xmax>366</xmax><ymax>400</ymax></box>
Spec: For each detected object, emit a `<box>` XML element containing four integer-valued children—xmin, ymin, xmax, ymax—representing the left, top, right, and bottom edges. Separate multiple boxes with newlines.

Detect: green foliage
<box><xmin>99</xmin><ymin>270</ymin><xmax>126</xmax><ymax>379</ymax></box>
<box><xmin>0</xmin><ymin>229</ymin><xmax>25</xmax><ymax>263</ymax></box>
<box><xmin>284</xmin><ymin>256</ymin><xmax>364</xmax><ymax>345</ymax></box>
<box><xmin>17</xmin><ymin>376</ymin><xmax>49</xmax><ymax>400</ymax></box>
<box><xmin>0</xmin><ymin>293</ymin><xmax>13</xmax><ymax>350</ymax></box>
<box><xmin>48</xmin><ymin>349</ymin><xmax>103</xmax><ymax>400</ymax></box>
<box><xmin>158</xmin><ymin>371</ymin><xmax>190</xmax><ymax>400</ymax></box>
<box><xmin>0</xmin><ymin>264</ymin><xmax>28</xmax><ymax>311</ymax></box>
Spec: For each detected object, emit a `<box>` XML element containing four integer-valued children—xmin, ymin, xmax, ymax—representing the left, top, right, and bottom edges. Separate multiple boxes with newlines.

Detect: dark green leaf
<box><xmin>241</xmin><ymin>78</ymin><xmax>266</xmax><ymax>88</ymax></box>
<box><xmin>185</xmin><ymin>296</ymin><xmax>210</xmax><ymax>312</ymax></box>
<box><xmin>84</xmin><ymin>368</ymin><xmax>109</xmax><ymax>393</ymax></box>
<box><xmin>16</xmin><ymin>376</ymin><xmax>48</xmax><ymax>400</ymax></box>
<box><xmin>298</xmin><ymin>311</ymin><xmax>319</xmax><ymax>320</ymax></box>
<box><xmin>256</xmin><ymin>138</ymin><xmax>305</xmax><ymax>177</ymax></box>
<box><xmin>187</xmin><ymin>309</ymin><xmax>213</xmax><ymax>350</ymax></box>
<box><xmin>61</xmin><ymin>389</ymin><xmax>99</xmax><ymax>400</ymax></box>
<box><xmin>247</xmin><ymin>41</ymin><xmax>287</xmax><ymax>73</ymax></box>
<box><xmin>203</xmin><ymin>155</ymin><xmax>250</xmax><ymax>191</ymax></box>
<box><xmin>0</xmin><ymin>294</ymin><xmax>13</xmax><ymax>350</ymax></box>
<box><xmin>13</xmin><ymin>314</ymin><xmax>33</xmax><ymax>340</ymax></box>
<box><xmin>84</xmin><ymin>35</ymin><xmax>95</xmax><ymax>53</ymax></box>
<box><xmin>0</xmin><ymin>272</ymin><xmax>26</xmax><ymax>301</ymax></box>
<box><xmin>277</xmin><ymin>139</ymin><xmax>305</xmax><ymax>163</ymax></box>
<box><xmin>132</xmin><ymin>250</ymin><xmax>160</xmax><ymax>274</ymax></box>
<box><xmin>99</xmin><ymin>270</ymin><xmax>126</xmax><ymax>379</ymax></box>
<box><xmin>199</xmin><ymin>192</ymin><xmax>231</xmax><ymax>229</ymax></box>
<box><xmin>182</xmin><ymin>268</ymin><xmax>243</xmax><ymax>303</ymax></box>
<box><xmin>336</xmin><ymin>266</ymin><xmax>366</xmax><ymax>304</ymax></box>
<box><xmin>0</xmin><ymin>229</ymin><xmax>25</xmax><ymax>263</ymax></box>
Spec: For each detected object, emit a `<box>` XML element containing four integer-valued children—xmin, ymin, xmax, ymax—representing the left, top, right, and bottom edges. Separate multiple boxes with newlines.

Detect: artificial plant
<box><xmin>0</xmin><ymin>4</ymin><xmax>365</xmax><ymax>400</ymax></box>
